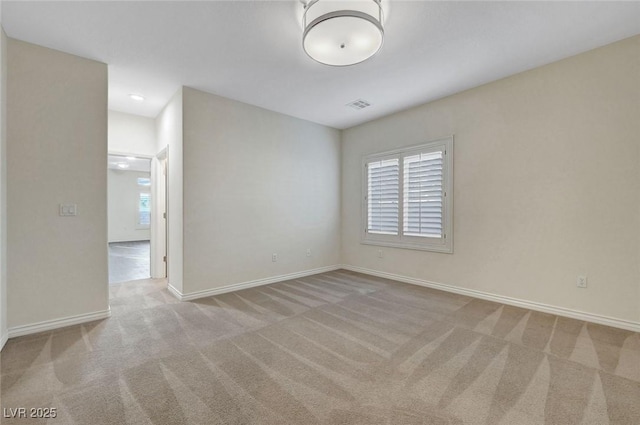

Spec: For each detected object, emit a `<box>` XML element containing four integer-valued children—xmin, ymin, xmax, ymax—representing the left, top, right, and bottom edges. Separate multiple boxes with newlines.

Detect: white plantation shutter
<box><xmin>362</xmin><ymin>137</ymin><xmax>452</xmax><ymax>253</ymax></box>
<box><xmin>367</xmin><ymin>158</ymin><xmax>399</xmax><ymax>235</ymax></box>
<box><xmin>403</xmin><ymin>151</ymin><xmax>444</xmax><ymax>238</ymax></box>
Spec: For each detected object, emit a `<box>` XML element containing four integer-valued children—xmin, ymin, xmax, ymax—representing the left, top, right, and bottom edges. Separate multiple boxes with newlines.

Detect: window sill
<box><xmin>361</xmin><ymin>238</ymin><xmax>453</xmax><ymax>254</ymax></box>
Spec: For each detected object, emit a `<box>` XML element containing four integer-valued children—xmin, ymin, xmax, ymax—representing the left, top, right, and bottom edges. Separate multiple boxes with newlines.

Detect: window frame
<box><xmin>361</xmin><ymin>136</ymin><xmax>454</xmax><ymax>253</ymax></box>
<box><xmin>136</xmin><ymin>190</ymin><xmax>151</xmax><ymax>230</ymax></box>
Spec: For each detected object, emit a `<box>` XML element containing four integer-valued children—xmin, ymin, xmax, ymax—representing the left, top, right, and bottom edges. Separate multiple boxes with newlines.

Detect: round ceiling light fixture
<box><xmin>302</xmin><ymin>0</ymin><xmax>384</xmax><ymax>67</ymax></box>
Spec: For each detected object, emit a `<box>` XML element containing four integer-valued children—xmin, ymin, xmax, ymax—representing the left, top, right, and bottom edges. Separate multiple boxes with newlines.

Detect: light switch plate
<box><xmin>59</xmin><ymin>204</ymin><xmax>77</xmax><ymax>216</ymax></box>
<box><xmin>577</xmin><ymin>276</ymin><xmax>587</xmax><ymax>288</ymax></box>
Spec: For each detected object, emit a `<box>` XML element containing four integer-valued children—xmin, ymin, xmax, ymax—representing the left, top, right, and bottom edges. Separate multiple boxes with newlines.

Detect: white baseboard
<box><xmin>341</xmin><ymin>265</ymin><xmax>640</xmax><ymax>333</ymax></box>
<box><xmin>167</xmin><ymin>283</ymin><xmax>183</xmax><ymax>300</ymax></box>
<box><xmin>0</xmin><ymin>331</ymin><xmax>7</xmax><ymax>351</ymax></box>
<box><xmin>169</xmin><ymin>265</ymin><xmax>342</xmax><ymax>302</ymax></box>
<box><xmin>7</xmin><ymin>308</ymin><xmax>112</xmax><ymax>339</ymax></box>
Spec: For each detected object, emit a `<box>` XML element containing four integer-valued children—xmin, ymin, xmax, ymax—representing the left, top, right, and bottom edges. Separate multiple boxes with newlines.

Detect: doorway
<box><xmin>107</xmin><ymin>154</ymin><xmax>152</xmax><ymax>284</ymax></box>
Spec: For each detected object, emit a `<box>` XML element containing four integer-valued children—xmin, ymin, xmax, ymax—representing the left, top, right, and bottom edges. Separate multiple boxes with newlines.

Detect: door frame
<box><xmin>151</xmin><ymin>147</ymin><xmax>168</xmax><ymax>279</ymax></box>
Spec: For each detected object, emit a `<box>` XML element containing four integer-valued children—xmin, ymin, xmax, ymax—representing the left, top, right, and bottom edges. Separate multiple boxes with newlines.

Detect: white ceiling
<box><xmin>3</xmin><ymin>1</ymin><xmax>640</xmax><ymax>129</ymax></box>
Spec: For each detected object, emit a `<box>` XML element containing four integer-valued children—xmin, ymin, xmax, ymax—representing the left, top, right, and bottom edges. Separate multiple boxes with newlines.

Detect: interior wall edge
<box><xmin>0</xmin><ymin>24</ymin><xmax>8</xmax><ymax>353</ymax></box>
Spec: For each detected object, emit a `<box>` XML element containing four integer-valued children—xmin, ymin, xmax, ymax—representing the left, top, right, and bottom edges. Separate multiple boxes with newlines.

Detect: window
<box><xmin>136</xmin><ymin>175</ymin><xmax>151</xmax><ymax>229</ymax></box>
<box><xmin>137</xmin><ymin>192</ymin><xmax>151</xmax><ymax>228</ymax></box>
<box><xmin>367</xmin><ymin>158</ymin><xmax>399</xmax><ymax>235</ymax></box>
<box><xmin>362</xmin><ymin>137</ymin><xmax>453</xmax><ymax>253</ymax></box>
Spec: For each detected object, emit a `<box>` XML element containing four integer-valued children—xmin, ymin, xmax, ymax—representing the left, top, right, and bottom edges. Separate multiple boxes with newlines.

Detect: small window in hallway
<box><xmin>138</xmin><ymin>192</ymin><xmax>151</xmax><ymax>228</ymax></box>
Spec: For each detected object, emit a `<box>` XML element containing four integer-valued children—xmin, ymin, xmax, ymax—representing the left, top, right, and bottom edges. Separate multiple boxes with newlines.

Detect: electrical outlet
<box><xmin>377</xmin><ymin>250</ymin><xmax>383</xmax><ymax>259</ymax></box>
<box><xmin>306</xmin><ymin>249</ymin><xmax>311</xmax><ymax>257</ymax></box>
<box><xmin>272</xmin><ymin>253</ymin><xmax>278</xmax><ymax>262</ymax></box>
<box><xmin>577</xmin><ymin>276</ymin><xmax>587</xmax><ymax>288</ymax></box>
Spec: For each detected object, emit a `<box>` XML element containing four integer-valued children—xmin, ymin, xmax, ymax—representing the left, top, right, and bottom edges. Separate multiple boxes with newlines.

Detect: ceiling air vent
<box><xmin>346</xmin><ymin>99</ymin><xmax>371</xmax><ymax>110</ymax></box>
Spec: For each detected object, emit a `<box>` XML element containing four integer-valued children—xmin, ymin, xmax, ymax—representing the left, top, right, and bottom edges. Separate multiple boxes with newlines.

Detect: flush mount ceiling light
<box><xmin>129</xmin><ymin>94</ymin><xmax>145</xmax><ymax>102</ymax></box>
<box><xmin>302</xmin><ymin>0</ymin><xmax>384</xmax><ymax>67</ymax></box>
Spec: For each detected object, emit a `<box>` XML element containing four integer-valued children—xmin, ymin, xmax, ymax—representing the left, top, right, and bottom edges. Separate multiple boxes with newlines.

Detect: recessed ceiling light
<box><xmin>129</xmin><ymin>94</ymin><xmax>145</xmax><ymax>102</ymax></box>
<box><xmin>117</xmin><ymin>163</ymin><xmax>130</xmax><ymax>169</ymax></box>
<box><xmin>126</xmin><ymin>156</ymin><xmax>137</xmax><ymax>160</ymax></box>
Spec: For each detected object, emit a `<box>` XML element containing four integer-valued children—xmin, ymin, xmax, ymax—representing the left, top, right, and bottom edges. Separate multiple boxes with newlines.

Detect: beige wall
<box><xmin>155</xmin><ymin>89</ymin><xmax>183</xmax><ymax>291</ymax></box>
<box><xmin>7</xmin><ymin>39</ymin><xmax>108</xmax><ymax>328</ymax></box>
<box><xmin>181</xmin><ymin>87</ymin><xmax>341</xmax><ymax>294</ymax></box>
<box><xmin>0</xmin><ymin>28</ymin><xmax>7</xmax><ymax>347</ymax></box>
<box><xmin>342</xmin><ymin>36</ymin><xmax>640</xmax><ymax>323</ymax></box>
<box><xmin>108</xmin><ymin>170</ymin><xmax>151</xmax><ymax>243</ymax></box>
<box><xmin>108</xmin><ymin>110</ymin><xmax>156</xmax><ymax>156</ymax></box>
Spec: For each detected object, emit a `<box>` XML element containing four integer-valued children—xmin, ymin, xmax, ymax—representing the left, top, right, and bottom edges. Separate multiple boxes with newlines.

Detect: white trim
<box><xmin>7</xmin><ymin>308</ymin><xmax>112</xmax><ymax>338</ymax></box>
<box><xmin>156</xmin><ymin>147</ymin><xmax>168</xmax><ymax>161</ymax></box>
<box><xmin>341</xmin><ymin>265</ymin><xmax>640</xmax><ymax>333</ymax></box>
<box><xmin>168</xmin><ymin>265</ymin><xmax>342</xmax><ymax>302</ymax></box>
<box><xmin>108</xmin><ymin>150</ymin><xmax>154</xmax><ymax>160</ymax></box>
<box><xmin>167</xmin><ymin>282</ymin><xmax>183</xmax><ymax>300</ymax></box>
<box><xmin>0</xmin><ymin>332</ymin><xmax>7</xmax><ymax>351</ymax></box>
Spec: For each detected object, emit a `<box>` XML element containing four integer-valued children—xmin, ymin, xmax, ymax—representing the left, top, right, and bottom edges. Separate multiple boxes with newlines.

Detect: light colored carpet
<box><xmin>1</xmin><ymin>270</ymin><xmax>639</xmax><ymax>424</ymax></box>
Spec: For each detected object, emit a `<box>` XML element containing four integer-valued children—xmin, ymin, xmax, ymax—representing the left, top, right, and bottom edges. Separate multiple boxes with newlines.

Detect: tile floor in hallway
<box><xmin>108</xmin><ymin>240</ymin><xmax>151</xmax><ymax>284</ymax></box>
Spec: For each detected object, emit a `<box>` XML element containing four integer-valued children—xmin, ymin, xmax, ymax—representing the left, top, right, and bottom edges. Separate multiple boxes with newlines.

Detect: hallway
<box><xmin>108</xmin><ymin>241</ymin><xmax>150</xmax><ymax>284</ymax></box>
